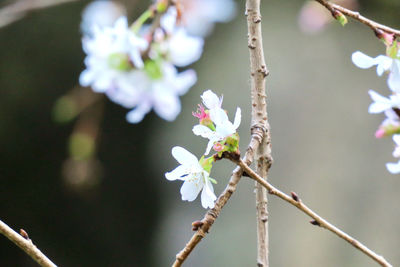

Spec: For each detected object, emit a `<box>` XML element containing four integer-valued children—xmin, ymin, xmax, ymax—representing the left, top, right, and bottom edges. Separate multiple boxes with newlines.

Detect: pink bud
<box><xmin>213</xmin><ymin>143</ymin><xmax>224</xmax><ymax>152</ymax></box>
<box><xmin>375</xmin><ymin>29</ymin><xmax>394</xmax><ymax>46</ymax></box>
<box><xmin>375</xmin><ymin>128</ymin><xmax>385</xmax><ymax>138</ymax></box>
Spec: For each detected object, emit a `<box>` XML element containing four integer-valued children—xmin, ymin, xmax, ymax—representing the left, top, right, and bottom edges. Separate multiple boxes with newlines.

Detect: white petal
<box><xmin>79</xmin><ymin>69</ymin><xmax>95</xmax><ymax>87</ymax></box>
<box><xmin>393</xmin><ymin>134</ymin><xmax>400</xmax><ymax>146</ymax></box>
<box><xmin>114</xmin><ymin>16</ymin><xmax>128</xmax><ymax>32</ymax></box>
<box><xmin>233</xmin><ymin>107</ymin><xmax>241</xmax><ymax>129</ymax></box>
<box><xmin>201</xmin><ymin>90</ymin><xmax>221</xmax><ymax>109</ymax></box>
<box><xmin>180</xmin><ymin>179</ymin><xmax>202</xmax><ymax>202</ymax></box>
<box><xmin>129</xmin><ymin>50</ymin><xmax>144</xmax><ymax>69</ymax></box>
<box><xmin>165</xmin><ymin>165</ymin><xmax>187</xmax><ymax>181</ymax></box>
<box><xmin>210</xmin><ymin>108</ymin><xmax>228</xmax><ymax>126</ymax></box>
<box><xmin>171</xmin><ymin>146</ymin><xmax>199</xmax><ymax>166</ymax></box>
<box><xmin>169</xmin><ymin>28</ymin><xmax>204</xmax><ymax>67</ymax></box>
<box><xmin>375</xmin><ymin>55</ymin><xmax>392</xmax><ymax>76</ymax></box>
<box><xmin>160</xmin><ymin>7</ymin><xmax>177</xmax><ymax>34</ymax></box>
<box><xmin>126</xmin><ymin>102</ymin><xmax>152</xmax><ymax>123</ymax></box>
<box><xmin>200</xmin><ymin>177</ymin><xmax>216</xmax><ymax>209</ymax></box>
<box><xmin>388</xmin><ymin>60</ymin><xmax>400</xmax><ymax>93</ymax></box>
<box><xmin>152</xmin><ymin>88</ymin><xmax>181</xmax><ymax>121</ymax></box>
<box><xmin>192</xmin><ymin>125</ymin><xmax>214</xmax><ymax>138</ymax></box>
<box><xmin>386</xmin><ymin>161</ymin><xmax>400</xmax><ymax>174</ymax></box>
<box><xmin>368</xmin><ymin>90</ymin><xmax>392</xmax><ymax>113</ymax></box>
<box><xmin>174</xmin><ymin>69</ymin><xmax>197</xmax><ymax>95</ymax></box>
<box><xmin>351</xmin><ymin>51</ymin><xmax>376</xmax><ymax>69</ymax></box>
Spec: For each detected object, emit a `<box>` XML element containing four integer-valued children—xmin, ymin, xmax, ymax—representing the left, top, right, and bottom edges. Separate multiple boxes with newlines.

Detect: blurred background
<box><xmin>1</xmin><ymin>0</ymin><xmax>400</xmax><ymax>266</ymax></box>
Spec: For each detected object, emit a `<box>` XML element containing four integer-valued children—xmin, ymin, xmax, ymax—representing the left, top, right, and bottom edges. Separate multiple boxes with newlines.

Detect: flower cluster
<box><xmin>165</xmin><ymin>90</ymin><xmax>241</xmax><ymax>208</ymax></box>
<box><xmin>79</xmin><ymin>0</ymin><xmax>236</xmax><ymax>123</ymax></box>
<box><xmin>352</xmin><ymin>40</ymin><xmax>400</xmax><ymax>173</ymax></box>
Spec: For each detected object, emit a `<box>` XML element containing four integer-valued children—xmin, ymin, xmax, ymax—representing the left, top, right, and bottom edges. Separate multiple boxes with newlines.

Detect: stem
<box><xmin>172</xmin><ymin>128</ymin><xmax>265</xmax><ymax>267</ymax></box>
<box><xmin>246</xmin><ymin>0</ymin><xmax>272</xmax><ymax>266</ymax></box>
<box><xmin>315</xmin><ymin>0</ymin><xmax>400</xmax><ymax>37</ymax></box>
<box><xmin>234</xmin><ymin>158</ymin><xmax>393</xmax><ymax>267</ymax></box>
<box><xmin>0</xmin><ymin>219</ymin><xmax>57</xmax><ymax>267</ymax></box>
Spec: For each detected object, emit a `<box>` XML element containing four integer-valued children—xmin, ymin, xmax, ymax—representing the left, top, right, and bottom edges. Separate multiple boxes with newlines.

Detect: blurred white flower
<box><xmin>179</xmin><ymin>0</ymin><xmax>236</xmax><ymax>37</ymax></box>
<box><xmin>165</xmin><ymin>146</ymin><xmax>217</xmax><ymax>209</ymax></box>
<box><xmin>80</xmin><ymin>16</ymin><xmax>148</xmax><ymax>92</ymax></box>
<box><xmin>352</xmin><ymin>51</ymin><xmax>400</xmax><ymax>92</ymax></box>
<box><xmin>106</xmin><ymin>63</ymin><xmax>197</xmax><ymax>123</ymax></box>
<box><xmin>158</xmin><ymin>7</ymin><xmax>204</xmax><ymax>67</ymax></box>
<box><xmin>193</xmin><ymin>90</ymin><xmax>241</xmax><ymax>155</ymax></box>
<box><xmin>81</xmin><ymin>0</ymin><xmax>126</xmax><ymax>36</ymax></box>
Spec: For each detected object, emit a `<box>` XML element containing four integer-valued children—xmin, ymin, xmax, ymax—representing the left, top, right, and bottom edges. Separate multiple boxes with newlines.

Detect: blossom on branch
<box><xmin>165</xmin><ymin>146</ymin><xmax>217</xmax><ymax>209</ymax></box>
<box><xmin>352</xmin><ymin>51</ymin><xmax>400</xmax><ymax>92</ymax></box>
<box><xmin>193</xmin><ymin>90</ymin><xmax>241</xmax><ymax>155</ymax></box>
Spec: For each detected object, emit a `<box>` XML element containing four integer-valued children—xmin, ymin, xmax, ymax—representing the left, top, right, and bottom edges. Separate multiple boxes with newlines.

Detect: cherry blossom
<box><xmin>193</xmin><ymin>90</ymin><xmax>241</xmax><ymax>155</ymax></box>
<box><xmin>165</xmin><ymin>146</ymin><xmax>217</xmax><ymax>209</ymax></box>
<box><xmin>352</xmin><ymin>51</ymin><xmax>400</xmax><ymax>92</ymax></box>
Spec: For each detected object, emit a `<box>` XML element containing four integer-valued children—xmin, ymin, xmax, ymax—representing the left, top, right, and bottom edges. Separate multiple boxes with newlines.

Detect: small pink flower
<box><xmin>192</xmin><ymin>104</ymin><xmax>211</xmax><ymax>123</ymax></box>
<box><xmin>213</xmin><ymin>143</ymin><xmax>224</xmax><ymax>152</ymax></box>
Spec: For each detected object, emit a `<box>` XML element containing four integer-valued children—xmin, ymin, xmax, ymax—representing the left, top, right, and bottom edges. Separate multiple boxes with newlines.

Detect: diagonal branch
<box><xmin>0</xmin><ymin>0</ymin><xmax>79</xmax><ymax>28</ymax></box>
<box><xmin>0</xmin><ymin>219</ymin><xmax>57</xmax><ymax>267</ymax></box>
<box><xmin>314</xmin><ymin>0</ymin><xmax>400</xmax><ymax>37</ymax></box>
<box><xmin>231</xmin><ymin>158</ymin><xmax>393</xmax><ymax>267</ymax></box>
<box><xmin>172</xmin><ymin>127</ymin><xmax>264</xmax><ymax>267</ymax></box>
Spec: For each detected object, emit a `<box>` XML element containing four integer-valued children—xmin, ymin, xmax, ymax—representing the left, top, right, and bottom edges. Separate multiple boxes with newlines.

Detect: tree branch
<box><xmin>315</xmin><ymin>0</ymin><xmax>400</xmax><ymax>37</ymax></box>
<box><xmin>0</xmin><ymin>219</ymin><xmax>57</xmax><ymax>267</ymax></box>
<box><xmin>0</xmin><ymin>0</ymin><xmax>78</xmax><ymax>28</ymax></box>
<box><xmin>171</xmin><ymin>127</ymin><xmax>264</xmax><ymax>267</ymax></box>
<box><xmin>246</xmin><ymin>0</ymin><xmax>272</xmax><ymax>266</ymax></box>
<box><xmin>232</xmin><ymin>158</ymin><xmax>393</xmax><ymax>267</ymax></box>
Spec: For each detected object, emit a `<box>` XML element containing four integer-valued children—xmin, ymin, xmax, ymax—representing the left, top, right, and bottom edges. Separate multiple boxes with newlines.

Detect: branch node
<box><xmin>290</xmin><ymin>191</ymin><xmax>299</xmax><ymax>202</ymax></box>
<box><xmin>310</xmin><ymin>220</ymin><xmax>321</xmax><ymax>227</ymax></box>
<box><xmin>19</xmin><ymin>229</ymin><xmax>30</xmax><ymax>240</ymax></box>
<box><xmin>191</xmin><ymin>220</ymin><xmax>204</xmax><ymax>231</ymax></box>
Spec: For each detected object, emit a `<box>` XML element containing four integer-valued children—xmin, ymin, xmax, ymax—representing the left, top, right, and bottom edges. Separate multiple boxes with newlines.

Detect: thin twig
<box><xmin>172</xmin><ymin>127</ymin><xmax>265</xmax><ymax>267</ymax></box>
<box><xmin>0</xmin><ymin>0</ymin><xmax>78</xmax><ymax>28</ymax></box>
<box><xmin>0</xmin><ymin>219</ymin><xmax>57</xmax><ymax>267</ymax></box>
<box><xmin>315</xmin><ymin>0</ymin><xmax>400</xmax><ymax>37</ymax></box>
<box><xmin>233</xmin><ymin>158</ymin><xmax>393</xmax><ymax>267</ymax></box>
<box><xmin>246</xmin><ymin>0</ymin><xmax>271</xmax><ymax>266</ymax></box>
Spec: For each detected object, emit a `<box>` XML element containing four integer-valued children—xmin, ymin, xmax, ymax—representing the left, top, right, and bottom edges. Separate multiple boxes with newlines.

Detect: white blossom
<box><xmin>106</xmin><ymin>63</ymin><xmax>197</xmax><ymax>123</ymax></box>
<box><xmin>193</xmin><ymin>90</ymin><xmax>241</xmax><ymax>155</ymax></box>
<box><xmin>165</xmin><ymin>146</ymin><xmax>217</xmax><ymax>209</ymax></box>
<box><xmin>79</xmin><ymin>16</ymin><xmax>148</xmax><ymax>93</ymax></box>
<box><xmin>81</xmin><ymin>0</ymin><xmax>126</xmax><ymax>36</ymax></box>
<box><xmin>352</xmin><ymin>51</ymin><xmax>400</xmax><ymax>92</ymax></box>
<box><xmin>368</xmin><ymin>90</ymin><xmax>400</xmax><ymax>114</ymax></box>
<box><xmin>159</xmin><ymin>7</ymin><xmax>204</xmax><ymax>67</ymax></box>
<box><xmin>179</xmin><ymin>0</ymin><xmax>236</xmax><ymax>37</ymax></box>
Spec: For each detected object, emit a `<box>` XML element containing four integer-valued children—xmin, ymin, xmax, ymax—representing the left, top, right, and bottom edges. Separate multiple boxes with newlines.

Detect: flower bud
<box><xmin>375</xmin><ymin>124</ymin><xmax>400</xmax><ymax>138</ymax></box>
<box><xmin>375</xmin><ymin>29</ymin><xmax>394</xmax><ymax>47</ymax></box>
<box><xmin>331</xmin><ymin>9</ymin><xmax>347</xmax><ymax>26</ymax></box>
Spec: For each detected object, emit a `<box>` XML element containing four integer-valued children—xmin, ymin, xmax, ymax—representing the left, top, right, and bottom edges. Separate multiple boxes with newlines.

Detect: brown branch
<box><xmin>315</xmin><ymin>0</ymin><xmax>400</xmax><ymax>37</ymax></box>
<box><xmin>246</xmin><ymin>0</ymin><xmax>271</xmax><ymax>266</ymax></box>
<box><xmin>233</xmin><ymin>158</ymin><xmax>393</xmax><ymax>267</ymax></box>
<box><xmin>0</xmin><ymin>219</ymin><xmax>57</xmax><ymax>267</ymax></box>
<box><xmin>0</xmin><ymin>0</ymin><xmax>78</xmax><ymax>28</ymax></box>
<box><xmin>172</xmin><ymin>127</ymin><xmax>265</xmax><ymax>267</ymax></box>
